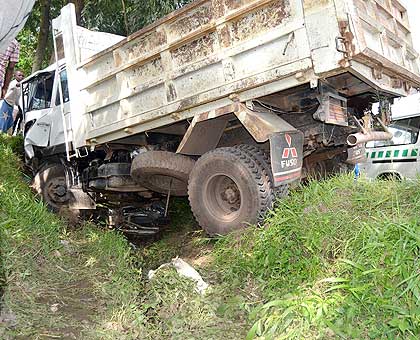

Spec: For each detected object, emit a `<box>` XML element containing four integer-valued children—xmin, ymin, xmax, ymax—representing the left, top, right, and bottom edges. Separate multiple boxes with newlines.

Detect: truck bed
<box><xmin>54</xmin><ymin>0</ymin><xmax>420</xmax><ymax>149</ymax></box>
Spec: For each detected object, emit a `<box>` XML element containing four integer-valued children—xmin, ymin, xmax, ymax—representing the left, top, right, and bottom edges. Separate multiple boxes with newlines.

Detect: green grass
<box><xmin>0</xmin><ymin>135</ymin><xmax>141</xmax><ymax>339</ymax></box>
<box><xmin>1</xmin><ymin>133</ymin><xmax>419</xmax><ymax>339</ymax></box>
<box><xmin>214</xmin><ymin>176</ymin><xmax>420</xmax><ymax>339</ymax></box>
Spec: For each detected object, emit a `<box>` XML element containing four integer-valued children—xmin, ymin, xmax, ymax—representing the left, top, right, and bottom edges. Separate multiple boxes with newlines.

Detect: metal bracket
<box><xmin>335</xmin><ymin>36</ymin><xmax>347</xmax><ymax>54</ymax></box>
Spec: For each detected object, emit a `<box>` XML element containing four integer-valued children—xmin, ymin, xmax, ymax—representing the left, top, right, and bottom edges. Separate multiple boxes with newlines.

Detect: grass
<box><xmin>0</xmin><ymin>135</ymin><xmax>141</xmax><ymax>339</ymax></box>
<box><xmin>213</xmin><ymin>176</ymin><xmax>420</xmax><ymax>339</ymax></box>
<box><xmin>1</xmin><ymin>133</ymin><xmax>419</xmax><ymax>339</ymax></box>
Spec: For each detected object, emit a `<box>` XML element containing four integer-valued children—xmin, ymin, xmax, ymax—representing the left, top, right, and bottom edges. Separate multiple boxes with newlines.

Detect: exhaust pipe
<box><xmin>347</xmin><ymin>131</ymin><xmax>393</xmax><ymax>146</ymax></box>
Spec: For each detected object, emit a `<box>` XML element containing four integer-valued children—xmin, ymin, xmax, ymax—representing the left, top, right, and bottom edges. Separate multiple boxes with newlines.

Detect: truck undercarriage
<box><xmin>22</xmin><ymin>1</ymin><xmax>420</xmax><ymax>236</ymax></box>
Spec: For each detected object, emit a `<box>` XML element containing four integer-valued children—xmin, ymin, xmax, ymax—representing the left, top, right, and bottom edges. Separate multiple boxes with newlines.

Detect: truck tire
<box><xmin>188</xmin><ymin>147</ymin><xmax>273</xmax><ymax>235</ymax></box>
<box><xmin>131</xmin><ymin>151</ymin><xmax>195</xmax><ymax>196</ymax></box>
<box><xmin>32</xmin><ymin>164</ymin><xmax>71</xmax><ymax>212</ymax></box>
<box><xmin>234</xmin><ymin>144</ymin><xmax>288</xmax><ymax>203</ymax></box>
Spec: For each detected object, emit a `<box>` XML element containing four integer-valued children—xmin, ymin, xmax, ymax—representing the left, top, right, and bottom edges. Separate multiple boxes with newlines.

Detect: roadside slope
<box><xmin>0</xmin><ymin>135</ymin><xmax>141</xmax><ymax>339</ymax></box>
<box><xmin>213</xmin><ymin>175</ymin><xmax>420</xmax><ymax>338</ymax></box>
<box><xmin>1</xmin><ymin>134</ymin><xmax>419</xmax><ymax>339</ymax></box>
<box><xmin>128</xmin><ymin>173</ymin><xmax>420</xmax><ymax>339</ymax></box>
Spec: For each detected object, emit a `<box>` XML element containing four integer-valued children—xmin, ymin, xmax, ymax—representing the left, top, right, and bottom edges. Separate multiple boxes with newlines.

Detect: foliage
<box><xmin>16</xmin><ymin>0</ymin><xmax>67</xmax><ymax>75</ymax></box>
<box><xmin>82</xmin><ymin>0</ymin><xmax>192</xmax><ymax>36</ymax></box>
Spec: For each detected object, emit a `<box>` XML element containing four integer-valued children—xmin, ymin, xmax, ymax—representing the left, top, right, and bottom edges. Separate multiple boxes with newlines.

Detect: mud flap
<box><xmin>270</xmin><ymin>131</ymin><xmax>304</xmax><ymax>186</ymax></box>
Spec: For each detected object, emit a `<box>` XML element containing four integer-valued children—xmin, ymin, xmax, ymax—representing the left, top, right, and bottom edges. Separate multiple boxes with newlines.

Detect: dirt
<box><xmin>2</xmin><ymin>277</ymin><xmax>101</xmax><ymax>340</ymax></box>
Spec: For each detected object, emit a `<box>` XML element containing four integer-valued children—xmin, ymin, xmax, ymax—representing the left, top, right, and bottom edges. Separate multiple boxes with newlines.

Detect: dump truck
<box><xmin>22</xmin><ymin>0</ymin><xmax>420</xmax><ymax>235</ymax></box>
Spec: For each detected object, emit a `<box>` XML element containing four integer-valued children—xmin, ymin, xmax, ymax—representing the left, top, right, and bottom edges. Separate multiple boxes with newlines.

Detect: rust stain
<box><xmin>116</xmin><ymin>30</ymin><xmax>166</xmax><ymax>66</ymax></box>
<box><xmin>217</xmin><ymin>25</ymin><xmax>232</xmax><ymax>48</ymax></box>
<box><xmin>303</xmin><ymin>0</ymin><xmax>333</xmax><ymax>11</ymax></box>
<box><xmin>114</xmin><ymin>52</ymin><xmax>122</xmax><ymax>68</ymax></box>
<box><xmin>338</xmin><ymin>20</ymin><xmax>356</xmax><ymax>67</ymax></box>
<box><xmin>127</xmin><ymin>58</ymin><xmax>163</xmax><ymax>87</ymax></box>
<box><xmin>177</xmin><ymin>96</ymin><xmax>200</xmax><ymax>112</ymax></box>
<box><xmin>171</xmin><ymin>32</ymin><xmax>217</xmax><ymax>66</ymax></box>
<box><xmin>391</xmin><ymin>77</ymin><xmax>402</xmax><ymax>89</ymax></box>
<box><xmin>167</xmin><ymin>3</ymin><xmax>213</xmax><ymax>39</ymax></box>
<box><xmin>229</xmin><ymin>0</ymin><xmax>291</xmax><ymax>43</ymax></box>
<box><xmin>166</xmin><ymin>82</ymin><xmax>178</xmax><ymax>102</ymax></box>
<box><xmin>211</xmin><ymin>0</ymin><xmax>225</xmax><ymax>18</ymax></box>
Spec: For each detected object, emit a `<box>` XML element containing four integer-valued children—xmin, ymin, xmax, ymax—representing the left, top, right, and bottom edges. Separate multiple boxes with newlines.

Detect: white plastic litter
<box><xmin>148</xmin><ymin>257</ymin><xmax>209</xmax><ymax>295</ymax></box>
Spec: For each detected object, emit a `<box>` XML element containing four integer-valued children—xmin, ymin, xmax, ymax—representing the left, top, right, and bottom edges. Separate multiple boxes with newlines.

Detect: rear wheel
<box><xmin>234</xmin><ymin>144</ymin><xmax>288</xmax><ymax>202</ymax></box>
<box><xmin>188</xmin><ymin>147</ymin><xmax>273</xmax><ymax>235</ymax></box>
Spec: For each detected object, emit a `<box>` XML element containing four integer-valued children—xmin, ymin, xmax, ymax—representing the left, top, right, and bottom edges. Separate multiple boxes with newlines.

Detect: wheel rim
<box><xmin>46</xmin><ymin>176</ymin><xmax>70</xmax><ymax>207</ymax></box>
<box><xmin>204</xmin><ymin>174</ymin><xmax>242</xmax><ymax>222</ymax></box>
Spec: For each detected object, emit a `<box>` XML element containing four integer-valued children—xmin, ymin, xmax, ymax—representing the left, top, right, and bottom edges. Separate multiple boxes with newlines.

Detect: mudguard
<box><xmin>270</xmin><ymin>131</ymin><xmax>304</xmax><ymax>185</ymax></box>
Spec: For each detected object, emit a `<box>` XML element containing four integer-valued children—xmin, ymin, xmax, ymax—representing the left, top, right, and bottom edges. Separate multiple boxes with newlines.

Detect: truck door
<box><xmin>22</xmin><ymin>72</ymin><xmax>55</xmax><ymax>156</ymax></box>
<box><xmin>49</xmin><ymin>69</ymin><xmax>72</xmax><ymax>148</ymax></box>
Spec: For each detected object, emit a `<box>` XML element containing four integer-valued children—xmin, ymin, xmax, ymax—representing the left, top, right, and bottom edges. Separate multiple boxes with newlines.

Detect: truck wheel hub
<box><xmin>47</xmin><ymin>178</ymin><xmax>69</xmax><ymax>204</ymax></box>
<box><xmin>206</xmin><ymin>175</ymin><xmax>241</xmax><ymax>219</ymax></box>
<box><xmin>222</xmin><ymin>186</ymin><xmax>240</xmax><ymax>205</ymax></box>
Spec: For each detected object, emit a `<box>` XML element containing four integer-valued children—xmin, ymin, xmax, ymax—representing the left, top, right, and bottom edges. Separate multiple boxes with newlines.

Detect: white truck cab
<box><xmin>22</xmin><ymin>63</ymin><xmax>71</xmax><ymax>159</ymax></box>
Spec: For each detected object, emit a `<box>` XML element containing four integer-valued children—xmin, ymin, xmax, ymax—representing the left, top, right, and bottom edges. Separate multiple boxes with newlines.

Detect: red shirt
<box><xmin>0</xmin><ymin>39</ymin><xmax>20</xmax><ymax>87</ymax></box>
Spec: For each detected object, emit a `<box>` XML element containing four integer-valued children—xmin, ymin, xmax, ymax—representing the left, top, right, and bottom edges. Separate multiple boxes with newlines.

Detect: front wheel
<box><xmin>188</xmin><ymin>147</ymin><xmax>273</xmax><ymax>236</ymax></box>
<box><xmin>31</xmin><ymin>164</ymin><xmax>71</xmax><ymax>212</ymax></box>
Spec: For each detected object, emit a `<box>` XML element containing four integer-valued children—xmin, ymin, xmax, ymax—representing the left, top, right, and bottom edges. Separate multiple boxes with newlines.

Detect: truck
<box><xmin>360</xmin><ymin>93</ymin><xmax>420</xmax><ymax>180</ymax></box>
<box><xmin>22</xmin><ymin>0</ymin><xmax>420</xmax><ymax>236</ymax></box>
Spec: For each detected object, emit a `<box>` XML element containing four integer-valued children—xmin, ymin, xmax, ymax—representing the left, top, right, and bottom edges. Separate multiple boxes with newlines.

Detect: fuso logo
<box><xmin>282</xmin><ymin>134</ymin><xmax>298</xmax><ymax>159</ymax></box>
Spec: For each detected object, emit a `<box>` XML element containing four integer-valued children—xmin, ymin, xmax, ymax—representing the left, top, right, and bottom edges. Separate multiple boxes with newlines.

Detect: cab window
<box><xmin>55</xmin><ymin>70</ymin><xmax>70</xmax><ymax>106</ymax></box>
<box><xmin>22</xmin><ymin>72</ymin><xmax>55</xmax><ymax>112</ymax></box>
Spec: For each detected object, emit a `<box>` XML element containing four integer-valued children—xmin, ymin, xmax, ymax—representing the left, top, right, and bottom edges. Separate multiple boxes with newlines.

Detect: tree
<box><xmin>32</xmin><ymin>0</ymin><xmax>51</xmax><ymax>72</ymax></box>
<box><xmin>127</xmin><ymin>0</ymin><xmax>191</xmax><ymax>33</ymax></box>
<box><xmin>82</xmin><ymin>0</ymin><xmax>192</xmax><ymax>36</ymax></box>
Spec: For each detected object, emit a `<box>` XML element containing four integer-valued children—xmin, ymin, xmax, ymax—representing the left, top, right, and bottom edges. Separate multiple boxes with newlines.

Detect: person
<box><xmin>0</xmin><ymin>39</ymin><xmax>20</xmax><ymax>98</ymax></box>
<box><xmin>0</xmin><ymin>70</ymin><xmax>24</xmax><ymax>133</ymax></box>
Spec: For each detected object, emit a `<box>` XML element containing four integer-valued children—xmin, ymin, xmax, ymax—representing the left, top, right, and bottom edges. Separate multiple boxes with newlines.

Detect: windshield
<box><xmin>366</xmin><ymin>116</ymin><xmax>420</xmax><ymax>148</ymax></box>
<box><xmin>22</xmin><ymin>72</ymin><xmax>55</xmax><ymax>113</ymax></box>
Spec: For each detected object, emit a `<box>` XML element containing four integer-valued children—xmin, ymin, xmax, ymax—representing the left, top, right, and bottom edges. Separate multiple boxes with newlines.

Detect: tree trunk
<box><xmin>32</xmin><ymin>0</ymin><xmax>51</xmax><ymax>72</ymax></box>
<box><xmin>121</xmin><ymin>0</ymin><xmax>129</xmax><ymax>35</ymax></box>
<box><xmin>68</xmin><ymin>0</ymin><xmax>85</xmax><ymax>25</ymax></box>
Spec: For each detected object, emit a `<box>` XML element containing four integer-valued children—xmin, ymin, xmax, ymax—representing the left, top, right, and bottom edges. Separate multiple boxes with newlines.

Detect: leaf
<box><xmin>246</xmin><ymin>320</ymin><xmax>261</xmax><ymax>340</ymax></box>
<box><xmin>262</xmin><ymin>299</ymin><xmax>288</xmax><ymax>310</ymax></box>
<box><xmin>397</xmin><ymin>319</ymin><xmax>410</xmax><ymax>333</ymax></box>
<box><xmin>325</xmin><ymin>284</ymin><xmax>351</xmax><ymax>293</ymax></box>
<box><xmin>388</xmin><ymin>317</ymin><xmax>410</xmax><ymax>333</ymax></box>
<box><xmin>361</xmin><ymin>269</ymin><xmax>381</xmax><ymax>276</ymax></box>
<box><xmin>318</xmin><ymin>277</ymin><xmax>350</xmax><ymax>284</ymax></box>
<box><xmin>338</xmin><ymin>258</ymin><xmax>365</xmax><ymax>271</ymax></box>
<box><xmin>0</xmin><ymin>219</ymin><xmax>15</xmax><ymax>227</ymax></box>
<box><xmin>396</xmin><ymin>271</ymin><xmax>420</xmax><ymax>288</ymax></box>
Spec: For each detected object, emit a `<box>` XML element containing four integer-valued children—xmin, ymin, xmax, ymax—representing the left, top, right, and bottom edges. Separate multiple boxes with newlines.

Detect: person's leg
<box><xmin>12</xmin><ymin>106</ymin><xmax>23</xmax><ymax>135</ymax></box>
<box><xmin>0</xmin><ymin>100</ymin><xmax>14</xmax><ymax>133</ymax></box>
